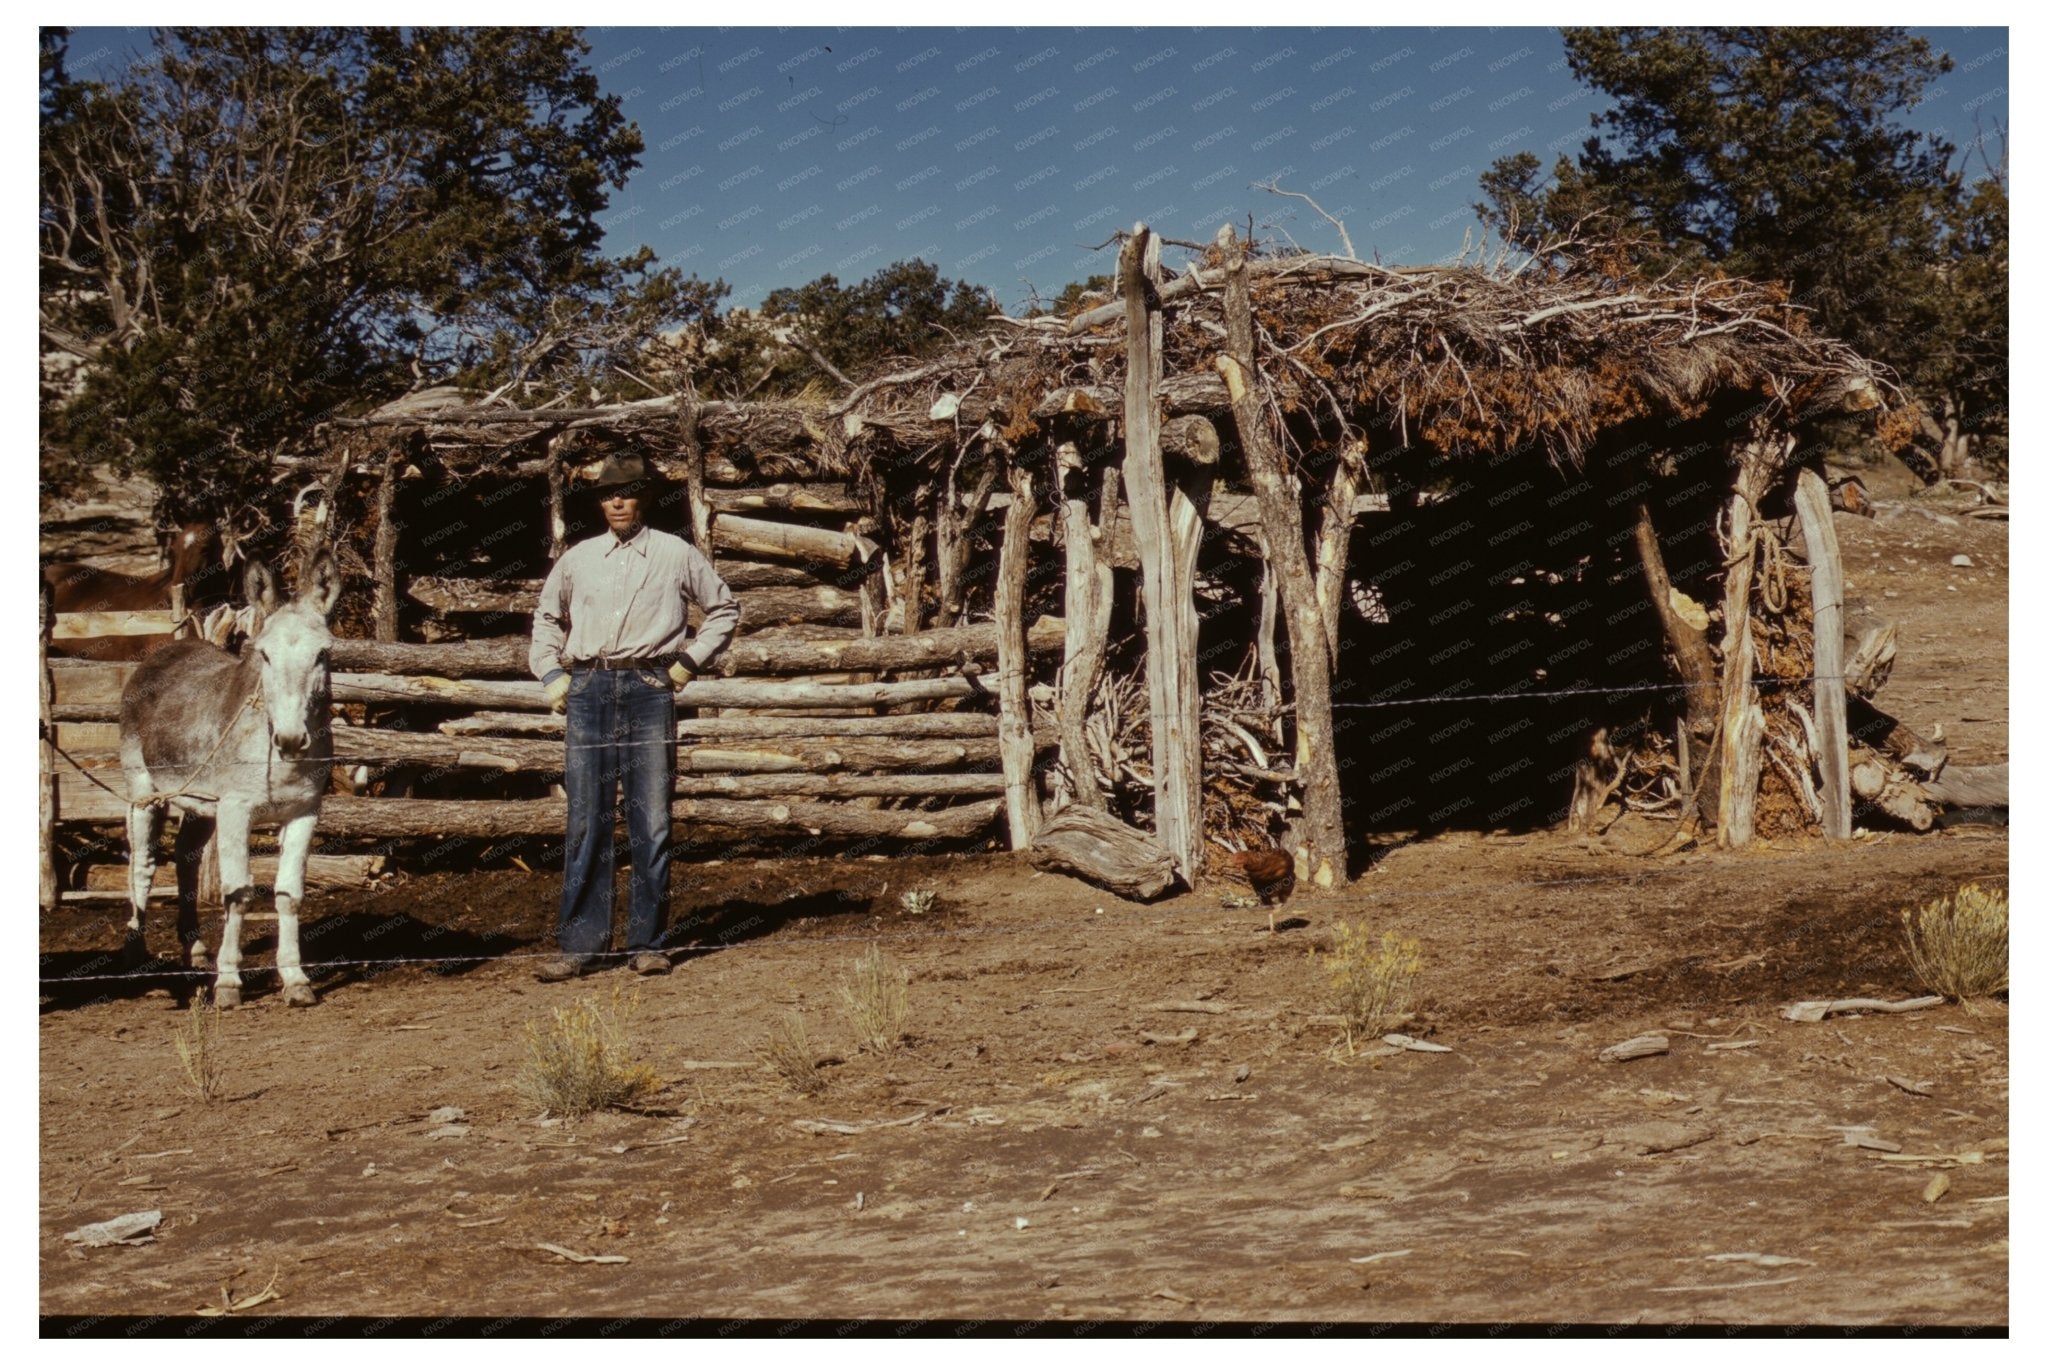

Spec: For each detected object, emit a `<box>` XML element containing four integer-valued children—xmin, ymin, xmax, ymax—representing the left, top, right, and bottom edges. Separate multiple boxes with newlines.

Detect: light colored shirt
<box><xmin>528</xmin><ymin>524</ymin><xmax>741</xmax><ymax>681</ymax></box>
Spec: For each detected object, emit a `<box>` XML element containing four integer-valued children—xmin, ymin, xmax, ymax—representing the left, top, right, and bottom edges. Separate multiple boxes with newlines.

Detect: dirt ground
<box><xmin>38</xmin><ymin>492</ymin><xmax>2009</xmax><ymax>1329</ymax></box>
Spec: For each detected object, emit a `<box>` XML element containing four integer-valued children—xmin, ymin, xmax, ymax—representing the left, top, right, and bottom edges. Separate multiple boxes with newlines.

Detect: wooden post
<box><xmin>677</xmin><ymin>393</ymin><xmax>713</xmax><ymax>556</ymax></box>
<box><xmin>1215</xmin><ymin>223</ymin><xmax>1347</xmax><ymax>889</ymax></box>
<box><xmin>901</xmin><ymin>483</ymin><xmax>931</xmax><ymax>635</ymax></box>
<box><xmin>546</xmin><ymin>432</ymin><xmax>571</xmax><ymax>561</ymax></box>
<box><xmin>1793</xmin><ymin>466</ymin><xmax>1853</xmax><ymax>841</ymax></box>
<box><xmin>936</xmin><ymin>441</ymin><xmax>997</xmax><ymax>629</ymax></box>
<box><xmin>1715</xmin><ymin>437</ymin><xmax>1792</xmax><ymax>846</ymax></box>
<box><xmin>371</xmin><ymin>438</ymin><xmax>404</xmax><ymax>642</ymax></box>
<box><xmin>1119</xmin><ymin>222</ymin><xmax>1203</xmax><ymax>884</ymax></box>
<box><xmin>1310</xmin><ymin>440</ymin><xmax>1367</xmax><ymax>664</ymax></box>
<box><xmin>1255</xmin><ymin>533</ymin><xmax>1283</xmax><ymax>722</ymax></box>
<box><xmin>40</xmin><ymin>575</ymin><xmax>59</xmax><ymax>912</ymax></box>
<box><xmin>995</xmin><ymin>457</ymin><xmax>1043</xmax><ymax>848</ymax></box>
<box><xmin>1633</xmin><ymin>497</ymin><xmax>1721</xmax><ymax>814</ymax></box>
<box><xmin>1056</xmin><ymin>444</ymin><xmax>1110</xmax><ymax>809</ymax></box>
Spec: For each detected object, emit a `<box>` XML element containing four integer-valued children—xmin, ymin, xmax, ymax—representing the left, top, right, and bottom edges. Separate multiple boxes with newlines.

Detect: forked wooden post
<box><xmin>994</xmin><ymin>458</ymin><xmax>1043</xmax><ymax>847</ymax></box>
<box><xmin>1119</xmin><ymin>222</ymin><xmax>1203</xmax><ymax>884</ymax></box>
<box><xmin>1716</xmin><ymin>437</ymin><xmax>1793</xmax><ymax>846</ymax></box>
<box><xmin>1056</xmin><ymin>443</ymin><xmax>1110</xmax><ymax>810</ymax></box>
<box><xmin>677</xmin><ymin>392</ymin><xmax>714</xmax><ymax>556</ymax></box>
<box><xmin>1216</xmin><ymin>224</ymin><xmax>1347</xmax><ymax>889</ymax></box>
<box><xmin>1793</xmin><ymin>466</ymin><xmax>1853</xmax><ymax>840</ymax></box>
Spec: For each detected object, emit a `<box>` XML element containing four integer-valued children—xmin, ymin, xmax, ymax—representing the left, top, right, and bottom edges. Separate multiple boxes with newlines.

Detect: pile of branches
<box><xmin>296</xmin><ymin>237</ymin><xmax>1892</xmax><ymax>489</ymax></box>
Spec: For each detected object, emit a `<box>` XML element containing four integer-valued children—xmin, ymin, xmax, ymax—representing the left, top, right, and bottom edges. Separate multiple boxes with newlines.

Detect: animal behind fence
<box><xmin>119</xmin><ymin>551</ymin><xmax>341</xmax><ymax>1007</ymax></box>
<box><xmin>44</xmin><ymin>520</ymin><xmax>227</xmax><ymax>661</ymax></box>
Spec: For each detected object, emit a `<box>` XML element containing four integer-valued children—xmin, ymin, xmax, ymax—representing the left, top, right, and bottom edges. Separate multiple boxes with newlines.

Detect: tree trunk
<box><xmin>1216</xmin><ymin>224</ymin><xmax>1346</xmax><ymax>889</ymax></box>
<box><xmin>994</xmin><ymin>458</ymin><xmax>1043</xmax><ymax>848</ymax></box>
<box><xmin>1119</xmin><ymin>223</ymin><xmax>1204</xmax><ymax>886</ymax></box>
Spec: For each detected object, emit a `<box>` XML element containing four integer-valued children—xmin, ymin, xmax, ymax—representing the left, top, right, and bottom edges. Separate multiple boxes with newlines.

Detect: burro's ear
<box><xmin>300</xmin><ymin>551</ymin><xmax>343</xmax><ymax>618</ymax></box>
<box><xmin>244</xmin><ymin>561</ymin><xmax>282</xmax><ymax>615</ymax></box>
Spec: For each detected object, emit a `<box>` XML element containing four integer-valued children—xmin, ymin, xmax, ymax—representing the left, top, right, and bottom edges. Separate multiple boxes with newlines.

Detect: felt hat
<box><xmin>588</xmin><ymin>453</ymin><xmax>649</xmax><ymax>491</ymax></box>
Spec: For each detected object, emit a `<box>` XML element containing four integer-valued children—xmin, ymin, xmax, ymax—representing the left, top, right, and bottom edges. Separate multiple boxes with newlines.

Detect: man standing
<box><xmin>528</xmin><ymin>454</ymin><xmax>740</xmax><ymax>980</ymax></box>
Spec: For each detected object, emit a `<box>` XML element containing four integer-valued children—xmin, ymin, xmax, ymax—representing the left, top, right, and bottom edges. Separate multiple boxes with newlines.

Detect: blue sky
<box><xmin>57</xmin><ymin>24</ymin><xmax>2011</xmax><ymax>313</ymax></box>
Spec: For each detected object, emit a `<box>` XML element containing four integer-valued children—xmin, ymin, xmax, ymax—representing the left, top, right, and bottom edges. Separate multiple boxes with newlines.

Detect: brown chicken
<box><xmin>1231</xmin><ymin>847</ymin><xmax>1296</xmax><ymax>931</ymax></box>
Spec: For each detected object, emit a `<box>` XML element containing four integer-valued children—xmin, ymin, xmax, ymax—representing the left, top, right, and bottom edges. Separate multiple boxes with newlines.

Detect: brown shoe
<box><xmin>628</xmin><ymin>951</ymin><xmax>672</xmax><ymax>977</ymax></box>
<box><xmin>535</xmin><ymin>954</ymin><xmax>593</xmax><ymax>983</ymax></box>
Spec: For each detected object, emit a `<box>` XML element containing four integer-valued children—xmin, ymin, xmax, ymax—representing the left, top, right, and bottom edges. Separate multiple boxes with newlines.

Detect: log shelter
<box><xmin>49</xmin><ymin>226</ymin><xmax>1989</xmax><ymax>906</ymax></box>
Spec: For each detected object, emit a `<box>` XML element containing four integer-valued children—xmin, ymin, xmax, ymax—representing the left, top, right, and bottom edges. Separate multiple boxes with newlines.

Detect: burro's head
<box><xmin>245</xmin><ymin>552</ymin><xmax>342</xmax><ymax>759</ymax></box>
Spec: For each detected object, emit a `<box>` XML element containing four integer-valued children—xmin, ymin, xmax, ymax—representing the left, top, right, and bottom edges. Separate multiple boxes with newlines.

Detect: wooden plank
<box><xmin>49</xmin><ymin>660</ymin><xmax>137</xmax><ymax>708</ymax></box>
<box><xmin>57</xmin><ymin>770</ymin><xmax>131</xmax><ymax>823</ymax></box>
<box><xmin>56</xmin><ymin>721</ymin><xmax>124</xmax><ymax>751</ymax></box>
<box><xmin>1794</xmin><ymin>467</ymin><xmax>1853</xmax><ymax>841</ymax></box>
<box><xmin>52</xmin><ymin>609</ymin><xmax>178</xmax><ymax>639</ymax></box>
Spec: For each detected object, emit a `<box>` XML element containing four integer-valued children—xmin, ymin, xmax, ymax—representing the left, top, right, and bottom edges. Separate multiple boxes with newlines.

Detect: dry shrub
<box><xmin>516</xmin><ymin>986</ymin><xmax>657</xmax><ymax>1116</ymax></box>
<box><xmin>1901</xmin><ymin>883</ymin><xmax>2008</xmax><ymax>1002</ymax></box>
<box><xmin>839</xmin><ymin>944</ymin><xmax>909</xmax><ymax>1054</ymax></box>
<box><xmin>900</xmin><ymin>889</ymin><xmax>936</xmax><ymax>916</ymax></box>
<box><xmin>756</xmin><ymin>1011</ymin><xmax>828</xmax><ymax>1096</ymax></box>
<box><xmin>173</xmin><ymin>1000</ymin><xmax>222</xmax><ymax>1103</ymax></box>
<box><xmin>1316</xmin><ymin>920</ymin><xmax>1423</xmax><ymax>1054</ymax></box>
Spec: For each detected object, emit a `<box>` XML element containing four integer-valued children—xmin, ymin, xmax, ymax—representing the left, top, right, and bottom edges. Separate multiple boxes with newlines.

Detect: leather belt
<box><xmin>571</xmin><ymin>655</ymin><xmax>671</xmax><ymax>671</ymax></box>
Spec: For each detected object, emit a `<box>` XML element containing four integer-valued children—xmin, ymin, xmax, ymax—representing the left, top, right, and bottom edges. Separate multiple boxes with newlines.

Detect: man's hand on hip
<box><xmin>668</xmin><ymin>660</ymin><xmax>696</xmax><ymax>691</ymax></box>
<box><xmin>544</xmin><ymin>674</ymin><xmax>571</xmax><ymax>713</ymax></box>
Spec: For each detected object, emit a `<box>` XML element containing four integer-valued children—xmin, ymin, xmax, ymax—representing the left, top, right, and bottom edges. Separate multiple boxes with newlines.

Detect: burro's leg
<box><xmin>124</xmin><ymin>798</ymin><xmax>165</xmax><ymax>970</ymax></box>
<box><xmin>273</xmin><ymin>809</ymin><xmax>319</xmax><ymax>1006</ymax></box>
<box><xmin>212</xmin><ymin>799</ymin><xmax>254</xmax><ymax>1008</ymax></box>
<box><xmin>173</xmin><ymin>813</ymin><xmax>216</xmax><ymax>976</ymax></box>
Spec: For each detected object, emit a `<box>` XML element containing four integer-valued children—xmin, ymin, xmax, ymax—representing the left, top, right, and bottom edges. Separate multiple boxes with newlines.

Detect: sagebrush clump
<box><xmin>756</xmin><ymin>1011</ymin><xmax>829</xmax><ymax>1096</ymax></box>
<box><xmin>172</xmin><ymin>1000</ymin><xmax>223</xmax><ymax>1103</ymax></box>
<box><xmin>1317</xmin><ymin>920</ymin><xmax>1423</xmax><ymax>1054</ymax></box>
<box><xmin>516</xmin><ymin>986</ymin><xmax>657</xmax><ymax>1115</ymax></box>
<box><xmin>1900</xmin><ymin>882</ymin><xmax>2008</xmax><ymax>1001</ymax></box>
<box><xmin>839</xmin><ymin>944</ymin><xmax>910</xmax><ymax>1054</ymax></box>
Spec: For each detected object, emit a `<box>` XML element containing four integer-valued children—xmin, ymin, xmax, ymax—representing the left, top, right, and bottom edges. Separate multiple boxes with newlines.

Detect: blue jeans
<box><xmin>558</xmin><ymin>668</ymin><xmax>676</xmax><ymax>959</ymax></box>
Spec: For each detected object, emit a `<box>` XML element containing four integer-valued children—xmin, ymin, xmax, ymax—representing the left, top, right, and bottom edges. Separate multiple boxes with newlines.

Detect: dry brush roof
<box><xmin>324</xmin><ymin>246</ymin><xmax>1889</xmax><ymax>478</ymax></box>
